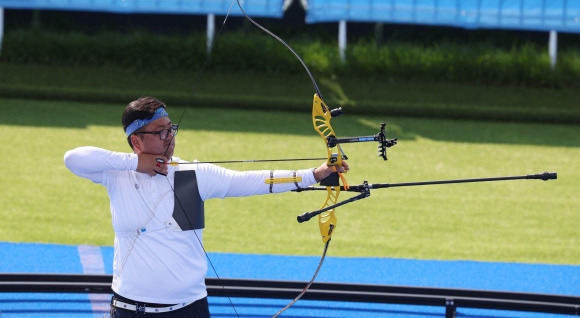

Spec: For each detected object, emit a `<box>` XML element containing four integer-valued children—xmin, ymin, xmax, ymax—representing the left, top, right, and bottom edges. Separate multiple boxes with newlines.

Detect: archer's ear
<box><xmin>130</xmin><ymin>134</ymin><xmax>144</xmax><ymax>152</ymax></box>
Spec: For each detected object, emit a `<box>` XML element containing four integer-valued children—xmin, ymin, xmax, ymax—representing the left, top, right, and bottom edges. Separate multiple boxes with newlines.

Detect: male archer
<box><xmin>64</xmin><ymin>96</ymin><xmax>348</xmax><ymax>317</ymax></box>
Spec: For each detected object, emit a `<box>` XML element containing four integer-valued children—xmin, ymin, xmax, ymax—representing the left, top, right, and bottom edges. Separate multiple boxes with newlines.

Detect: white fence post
<box><xmin>0</xmin><ymin>7</ymin><xmax>4</xmax><ymax>55</ymax></box>
<box><xmin>549</xmin><ymin>30</ymin><xmax>558</xmax><ymax>69</ymax></box>
<box><xmin>207</xmin><ymin>13</ymin><xmax>215</xmax><ymax>54</ymax></box>
<box><xmin>338</xmin><ymin>19</ymin><xmax>346</xmax><ymax>62</ymax></box>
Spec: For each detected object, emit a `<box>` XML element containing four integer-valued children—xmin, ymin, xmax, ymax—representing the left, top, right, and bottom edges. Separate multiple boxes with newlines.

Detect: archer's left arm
<box><xmin>193</xmin><ymin>164</ymin><xmax>317</xmax><ymax>199</ymax></box>
<box><xmin>225</xmin><ymin>168</ymin><xmax>317</xmax><ymax>196</ymax></box>
<box><xmin>195</xmin><ymin>160</ymin><xmax>348</xmax><ymax>199</ymax></box>
<box><xmin>227</xmin><ymin>160</ymin><xmax>348</xmax><ymax>196</ymax></box>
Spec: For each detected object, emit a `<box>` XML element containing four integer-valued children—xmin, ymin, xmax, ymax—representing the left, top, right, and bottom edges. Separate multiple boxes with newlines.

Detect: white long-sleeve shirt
<box><xmin>64</xmin><ymin>146</ymin><xmax>317</xmax><ymax>304</ymax></box>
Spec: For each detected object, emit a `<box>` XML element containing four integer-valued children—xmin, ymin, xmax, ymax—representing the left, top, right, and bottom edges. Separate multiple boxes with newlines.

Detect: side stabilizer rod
<box><xmin>297</xmin><ymin>182</ymin><xmax>371</xmax><ymax>223</ymax></box>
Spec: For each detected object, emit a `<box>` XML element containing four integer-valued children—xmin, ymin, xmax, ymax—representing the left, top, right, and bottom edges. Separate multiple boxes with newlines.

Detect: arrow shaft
<box><xmin>168</xmin><ymin>157</ymin><xmax>327</xmax><ymax>165</ymax></box>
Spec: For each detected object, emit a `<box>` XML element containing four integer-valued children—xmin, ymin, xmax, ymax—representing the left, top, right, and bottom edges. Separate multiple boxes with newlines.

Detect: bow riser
<box><xmin>312</xmin><ymin>94</ymin><xmax>345</xmax><ymax>169</ymax></box>
<box><xmin>311</xmin><ymin>94</ymin><xmax>346</xmax><ymax>243</ymax></box>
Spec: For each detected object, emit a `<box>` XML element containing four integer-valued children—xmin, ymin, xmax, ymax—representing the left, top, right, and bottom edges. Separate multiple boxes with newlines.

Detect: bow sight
<box><xmin>324</xmin><ymin>106</ymin><xmax>398</xmax><ymax>161</ymax></box>
<box><xmin>326</xmin><ymin>122</ymin><xmax>398</xmax><ymax>160</ymax></box>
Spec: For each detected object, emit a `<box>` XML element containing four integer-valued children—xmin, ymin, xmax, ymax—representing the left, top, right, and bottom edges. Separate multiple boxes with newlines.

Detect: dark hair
<box><xmin>122</xmin><ymin>97</ymin><xmax>166</xmax><ymax>149</ymax></box>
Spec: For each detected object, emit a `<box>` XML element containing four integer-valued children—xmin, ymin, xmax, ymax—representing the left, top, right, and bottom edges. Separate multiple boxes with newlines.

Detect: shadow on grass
<box><xmin>1</xmin><ymin>98</ymin><xmax>579</xmax><ymax>148</ymax></box>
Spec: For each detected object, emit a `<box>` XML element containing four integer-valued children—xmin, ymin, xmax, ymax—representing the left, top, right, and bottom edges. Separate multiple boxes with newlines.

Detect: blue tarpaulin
<box><xmin>306</xmin><ymin>0</ymin><xmax>580</xmax><ymax>33</ymax></box>
<box><xmin>2</xmin><ymin>0</ymin><xmax>579</xmax><ymax>32</ymax></box>
<box><xmin>0</xmin><ymin>0</ymin><xmax>284</xmax><ymax>18</ymax></box>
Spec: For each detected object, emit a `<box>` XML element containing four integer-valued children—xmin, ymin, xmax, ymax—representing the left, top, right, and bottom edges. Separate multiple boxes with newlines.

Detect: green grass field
<box><xmin>1</xmin><ymin>98</ymin><xmax>578</xmax><ymax>265</ymax></box>
<box><xmin>1</xmin><ymin>63</ymin><xmax>579</xmax><ymax>124</ymax></box>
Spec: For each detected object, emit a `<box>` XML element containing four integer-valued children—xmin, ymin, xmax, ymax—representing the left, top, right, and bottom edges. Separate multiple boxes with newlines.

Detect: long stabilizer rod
<box><xmin>298</xmin><ymin>172</ymin><xmax>557</xmax><ymax>192</ymax></box>
<box><xmin>295</xmin><ymin>172</ymin><xmax>557</xmax><ymax>223</ymax></box>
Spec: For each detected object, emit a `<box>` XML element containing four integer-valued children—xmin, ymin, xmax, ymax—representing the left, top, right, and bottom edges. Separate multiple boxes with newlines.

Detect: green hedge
<box><xmin>2</xmin><ymin>28</ymin><xmax>580</xmax><ymax>87</ymax></box>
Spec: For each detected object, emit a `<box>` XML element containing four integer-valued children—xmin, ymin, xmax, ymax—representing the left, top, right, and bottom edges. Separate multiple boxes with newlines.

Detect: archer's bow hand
<box><xmin>137</xmin><ymin>153</ymin><xmax>169</xmax><ymax>177</ymax></box>
<box><xmin>313</xmin><ymin>160</ymin><xmax>349</xmax><ymax>182</ymax></box>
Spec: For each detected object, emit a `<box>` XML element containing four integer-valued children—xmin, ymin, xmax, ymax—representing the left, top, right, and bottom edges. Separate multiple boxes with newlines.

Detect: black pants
<box><xmin>110</xmin><ymin>294</ymin><xmax>211</xmax><ymax>318</ymax></box>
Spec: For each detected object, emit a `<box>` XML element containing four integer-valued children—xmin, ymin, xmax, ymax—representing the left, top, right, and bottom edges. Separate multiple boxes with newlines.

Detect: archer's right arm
<box><xmin>64</xmin><ymin>146</ymin><xmax>138</xmax><ymax>183</ymax></box>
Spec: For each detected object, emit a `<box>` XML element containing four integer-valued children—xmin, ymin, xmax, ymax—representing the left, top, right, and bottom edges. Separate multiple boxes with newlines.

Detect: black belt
<box><xmin>111</xmin><ymin>294</ymin><xmax>192</xmax><ymax>314</ymax></box>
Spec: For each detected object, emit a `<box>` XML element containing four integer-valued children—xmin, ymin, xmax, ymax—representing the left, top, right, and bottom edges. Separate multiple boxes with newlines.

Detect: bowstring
<box><xmin>162</xmin><ymin>173</ymin><xmax>240</xmax><ymax>318</ymax></box>
<box><xmin>234</xmin><ymin>1</ymin><xmax>336</xmax><ymax>316</ymax></box>
<box><xmin>271</xmin><ymin>239</ymin><xmax>331</xmax><ymax>318</ymax></box>
<box><xmin>157</xmin><ymin>1</ymin><xmax>242</xmax><ymax>317</ymax></box>
<box><xmin>235</xmin><ymin>0</ymin><xmax>323</xmax><ymax>99</ymax></box>
<box><xmin>162</xmin><ymin>1</ymin><xmax>334</xmax><ymax>316</ymax></box>
<box><xmin>190</xmin><ymin>1</ymin><xmax>236</xmax><ymax>108</ymax></box>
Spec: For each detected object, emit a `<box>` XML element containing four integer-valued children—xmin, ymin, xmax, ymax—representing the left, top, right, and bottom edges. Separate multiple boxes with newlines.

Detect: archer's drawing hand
<box><xmin>137</xmin><ymin>153</ymin><xmax>169</xmax><ymax>177</ymax></box>
<box><xmin>313</xmin><ymin>161</ymin><xmax>349</xmax><ymax>182</ymax></box>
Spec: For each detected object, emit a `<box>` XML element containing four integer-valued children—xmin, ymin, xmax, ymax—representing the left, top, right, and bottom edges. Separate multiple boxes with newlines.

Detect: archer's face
<box><xmin>132</xmin><ymin>116</ymin><xmax>176</xmax><ymax>159</ymax></box>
